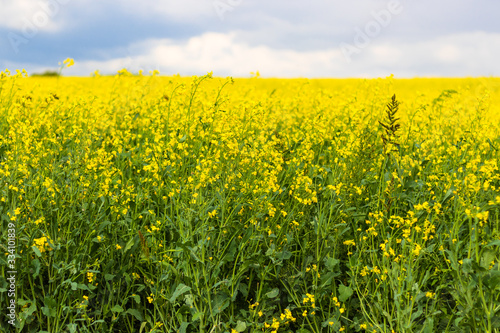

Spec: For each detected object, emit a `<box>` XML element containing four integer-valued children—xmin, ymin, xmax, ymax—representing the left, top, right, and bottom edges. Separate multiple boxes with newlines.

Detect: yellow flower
<box><xmin>413</xmin><ymin>244</ymin><xmax>422</xmax><ymax>256</ymax></box>
<box><xmin>249</xmin><ymin>302</ymin><xmax>259</xmax><ymax>309</ymax></box>
<box><xmin>63</xmin><ymin>58</ymin><xmax>75</xmax><ymax>67</ymax></box>
<box><xmin>426</xmin><ymin>291</ymin><xmax>435</xmax><ymax>298</ymax></box>
<box><xmin>116</xmin><ymin>244</ymin><xmax>122</xmax><ymax>250</ymax></box>
<box><xmin>284</xmin><ymin>308</ymin><xmax>295</xmax><ymax>321</ymax></box>
<box><xmin>33</xmin><ymin>236</ymin><xmax>52</xmax><ymax>253</ymax></box>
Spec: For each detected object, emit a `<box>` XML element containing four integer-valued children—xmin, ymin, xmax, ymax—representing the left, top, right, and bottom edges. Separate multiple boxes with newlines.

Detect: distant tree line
<box><xmin>30</xmin><ymin>70</ymin><xmax>60</xmax><ymax>77</ymax></box>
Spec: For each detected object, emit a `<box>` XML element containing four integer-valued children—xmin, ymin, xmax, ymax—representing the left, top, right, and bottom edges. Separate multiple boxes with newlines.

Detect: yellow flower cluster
<box><xmin>303</xmin><ymin>293</ymin><xmax>316</xmax><ymax>308</ymax></box>
<box><xmin>33</xmin><ymin>236</ymin><xmax>52</xmax><ymax>253</ymax></box>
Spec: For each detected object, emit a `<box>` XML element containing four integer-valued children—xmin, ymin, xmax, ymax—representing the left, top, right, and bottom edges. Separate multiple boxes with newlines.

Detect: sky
<box><xmin>0</xmin><ymin>0</ymin><xmax>499</xmax><ymax>78</ymax></box>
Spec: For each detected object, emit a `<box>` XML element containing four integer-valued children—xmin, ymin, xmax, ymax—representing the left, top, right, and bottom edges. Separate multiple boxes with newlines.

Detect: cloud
<box><xmin>2</xmin><ymin>0</ymin><xmax>499</xmax><ymax>78</ymax></box>
<box><xmin>58</xmin><ymin>32</ymin><xmax>344</xmax><ymax>77</ymax></box>
<box><xmin>0</xmin><ymin>0</ymin><xmax>71</xmax><ymax>32</ymax></box>
<box><xmin>46</xmin><ymin>30</ymin><xmax>500</xmax><ymax>78</ymax></box>
<box><xmin>353</xmin><ymin>31</ymin><xmax>500</xmax><ymax>77</ymax></box>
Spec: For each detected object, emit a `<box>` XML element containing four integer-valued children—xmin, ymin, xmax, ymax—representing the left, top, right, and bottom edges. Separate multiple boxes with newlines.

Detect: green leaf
<box><xmin>486</xmin><ymin>239</ymin><xmax>500</xmax><ymax>247</ymax></box>
<box><xmin>169</xmin><ymin>283</ymin><xmax>191</xmax><ymax>303</ymax></box>
<box><xmin>212</xmin><ymin>293</ymin><xmax>230</xmax><ymax>314</ymax></box>
<box><xmin>421</xmin><ymin>317</ymin><xmax>434</xmax><ymax>333</ymax></box>
<box><xmin>105</xmin><ymin>274</ymin><xmax>115</xmax><ymax>281</ymax></box>
<box><xmin>411</xmin><ymin>308</ymin><xmax>423</xmax><ymax>322</ymax></box>
<box><xmin>41</xmin><ymin>306</ymin><xmax>56</xmax><ymax>318</ymax></box>
<box><xmin>462</xmin><ymin>258</ymin><xmax>473</xmax><ymax>274</ymax></box>
<box><xmin>338</xmin><ymin>284</ymin><xmax>353</xmax><ymax>303</ymax></box>
<box><xmin>89</xmin><ymin>320</ymin><xmax>105</xmax><ymax>326</ymax></box>
<box><xmin>239</xmin><ymin>282</ymin><xmax>248</xmax><ymax>298</ymax></box>
<box><xmin>111</xmin><ymin>305</ymin><xmax>124</xmax><ymax>313</ymax></box>
<box><xmin>321</xmin><ymin>318</ymin><xmax>337</xmax><ymax>328</ymax></box>
<box><xmin>481</xmin><ymin>249</ymin><xmax>497</xmax><ymax>269</ymax></box>
<box><xmin>66</xmin><ymin>324</ymin><xmax>77</xmax><ymax>333</ymax></box>
<box><xmin>483</xmin><ymin>270</ymin><xmax>500</xmax><ymax>290</ymax></box>
<box><xmin>125</xmin><ymin>309</ymin><xmax>143</xmax><ymax>321</ymax></box>
<box><xmin>25</xmin><ymin>302</ymin><xmax>37</xmax><ymax>316</ymax></box>
<box><xmin>320</xmin><ymin>272</ymin><xmax>338</xmax><ymax>288</ymax></box>
<box><xmin>77</xmin><ymin>283</ymin><xmax>90</xmax><ymax>291</ymax></box>
<box><xmin>265</xmin><ymin>288</ymin><xmax>279</xmax><ymax>298</ymax></box>
<box><xmin>124</xmin><ymin>237</ymin><xmax>135</xmax><ymax>252</ymax></box>
<box><xmin>98</xmin><ymin>221</ymin><xmax>112</xmax><ymax>233</ymax></box>
<box><xmin>19</xmin><ymin>301</ymin><xmax>37</xmax><ymax>331</ymax></box>
<box><xmin>32</xmin><ymin>245</ymin><xmax>42</xmax><ymax>258</ymax></box>
<box><xmin>324</xmin><ymin>257</ymin><xmax>340</xmax><ymax>272</ymax></box>
<box><xmin>235</xmin><ymin>320</ymin><xmax>247</xmax><ymax>332</ymax></box>
<box><xmin>31</xmin><ymin>259</ymin><xmax>41</xmax><ymax>278</ymax></box>
<box><xmin>184</xmin><ymin>294</ymin><xmax>195</xmax><ymax>307</ymax></box>
<box><xmin>179</xmin><ymin>322</ymin><xmax>189</xmax><ymax>333</ymax></box>
<box><xmin>278</xmin><ymin>250</ymin><xmax>292</xmax><ymax>260</ymax></box>
<box><xmin>441</xmin><ymin>187</ymin><xmax>455</xmax><ymax>206</ymax></box>
<box><xmin>192</xmin><ymin>312</ymin><xmax>203</xmax><ymax>322</ymax></box>
<box><xmin>44</xmin><ymin>297</ymin><xmax>57</xmax><ymax>308</ymax></box>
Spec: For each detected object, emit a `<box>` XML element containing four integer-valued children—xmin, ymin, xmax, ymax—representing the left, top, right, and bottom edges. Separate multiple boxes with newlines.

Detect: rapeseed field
<box><xmin>1</xmin><ymin>67</ymin><xmax>499</xmax><ymax>332</ymax></box>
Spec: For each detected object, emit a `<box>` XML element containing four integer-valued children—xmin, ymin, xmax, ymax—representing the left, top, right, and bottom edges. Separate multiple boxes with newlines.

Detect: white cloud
<box><xmin>12</xmin><ymin>31</ymin><xmax>500</xmax><ymax>78</ymax></box>
<box><xmin>356</xmin><ymin>31</ymin><xmax>500</xmax><ymax>77</ymax></box>
<box><xmin>63</xmin><ymin>32</ymin><xmax>346</xmax><ymax>77</ymax></box>
<box><xmin>0</xmin><ymin>0</ymin><xmax>69</xmax><ymax>32</ymax></box>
